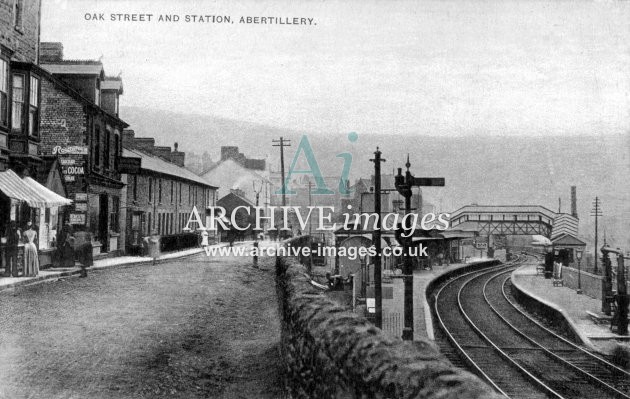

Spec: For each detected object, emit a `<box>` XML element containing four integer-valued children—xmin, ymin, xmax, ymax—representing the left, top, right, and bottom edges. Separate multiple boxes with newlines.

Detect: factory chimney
<box><xmin>571</xmin><ymin>186</ymin><xmax>578</xmax><ymax>219</ymax></box>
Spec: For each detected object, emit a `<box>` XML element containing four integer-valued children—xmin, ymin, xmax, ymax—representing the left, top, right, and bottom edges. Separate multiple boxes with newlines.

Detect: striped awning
<box><xmin>0</xmin><ymin>169</ymin><xmax>72</xmax><ymax>208</ymax></box>
<box><xmin>23</xmin><ymin>177</ymin><xmax>73</xmax><ymax>207</ymax></box>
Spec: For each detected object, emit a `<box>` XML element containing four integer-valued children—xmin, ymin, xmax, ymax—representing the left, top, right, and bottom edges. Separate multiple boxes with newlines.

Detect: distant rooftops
<box><xmin>219</xmin><ymin>146</ymin><xmax>265</xmax><ymax>171</ymax></box>
<box><xmin>122</xmin><ymin>129</ymin><xmax>186</xmax><ymax>168</ymax></box>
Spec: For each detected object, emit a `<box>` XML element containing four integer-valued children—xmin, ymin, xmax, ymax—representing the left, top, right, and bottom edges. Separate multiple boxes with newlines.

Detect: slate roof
<box><xmin>41</xmin><ymin>63</ymin><xmax>104</xmax><ymax>76</ymax></box>
<box><xmin>123</xmin><ymin>147</ymin><xmax>217</xmax><ymax>188</ymax></box>
<box><xmin>551</xmin><ymin>233</ymin><xmax>586</xmax><ymax>247</ymax></box>
<box><xmin>451</xmin><ymin>205</ymin><xmax>557</xmax><ymax>218</ymax></box>
<box><xmin>101</xmin><ymin>78</ymin><xmax>123</xmax><ymax>93</ymax></box>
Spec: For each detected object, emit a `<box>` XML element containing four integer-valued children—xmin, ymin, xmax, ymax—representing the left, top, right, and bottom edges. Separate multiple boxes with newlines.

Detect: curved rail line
<box><xmin>434</xmin><ymin>256</ymin><xmax>630</xmax><ymax>399</ymax></box>
<box><xmin>496</xmin><ymin>271</ymin><xmax>630</xmax><ymax>395</ymax></box>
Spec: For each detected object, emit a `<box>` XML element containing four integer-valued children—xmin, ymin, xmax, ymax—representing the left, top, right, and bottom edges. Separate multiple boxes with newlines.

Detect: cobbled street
<box><xmin>0</xmin><ymin>253</ymin><xmax>284</xmax><ymax>399</ymax></box>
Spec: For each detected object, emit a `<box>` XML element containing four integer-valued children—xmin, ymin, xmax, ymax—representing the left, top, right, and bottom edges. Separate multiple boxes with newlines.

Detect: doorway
<box><xmin>99</xmin><ymin>193</ymin><xmax>109</xmax><ymax>252</ymax></box>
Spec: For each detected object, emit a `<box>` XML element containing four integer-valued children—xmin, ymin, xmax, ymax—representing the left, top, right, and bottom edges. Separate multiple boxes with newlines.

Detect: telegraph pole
<box><xmin>308</xmin><ymin>179</ymin><xmax>313</xmax><ymax>271</ymax></box>
<box><xmin>272</xmin><ymin>137</ymin><xmax>291</xmax><ymax>206</ymax></box>
<box><xmin>273</xmin><ymin>137</ymin><xmax>291</xmax><ymax>239</ymax></box>
<box><xmin>252</xmin><ymin>179</ymin><xmax>263</xmax><ymax>268</ymax></box>
<box><xmin>370</xmin><ymin>147</ymin><xmax>385</xmax><ymax>329</ymax></box>
<box><xmin>591</xmin><ymin>197</ymin><xmax>602</xmax><ymax>274</ymax></box>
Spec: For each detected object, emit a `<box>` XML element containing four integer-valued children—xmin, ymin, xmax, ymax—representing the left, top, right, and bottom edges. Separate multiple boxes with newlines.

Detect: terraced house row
<box><xmin>0</xmin><ymin>0</ymin><xmax>216</xmax><ymax>269</ymax></box>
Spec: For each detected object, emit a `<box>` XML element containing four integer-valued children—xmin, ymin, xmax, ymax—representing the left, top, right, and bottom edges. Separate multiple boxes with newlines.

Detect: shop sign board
<box><xmin>69</xmin><ymin>213</ymin><xmax>86</xmax><ymax>225</ymax></box>
<box><xmin>52</xmin><ymin>145</ymin><xmax>88</xmax><ymax>155</ymax></box>
<box><xmin>74</xmin><ymin>203</ymin><xmax>88</xmax><ymax>212</ymax></box>
<box><xmin>75</xmin><ymin>193</ymin><xmax>87</xmax><ymax>202</ymax></box>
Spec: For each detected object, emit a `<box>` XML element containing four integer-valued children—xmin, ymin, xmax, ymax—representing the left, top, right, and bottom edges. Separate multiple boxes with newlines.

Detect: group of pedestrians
<box><xmin>2</xmin><ymin>221</ymin><xmax>41</xmax><ymax>278</ymax></box>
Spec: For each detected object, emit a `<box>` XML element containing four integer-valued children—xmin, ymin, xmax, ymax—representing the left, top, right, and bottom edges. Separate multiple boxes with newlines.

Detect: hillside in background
<box><xmin>120</xmin><ymin>106</ymin><xmax>630</xmax><ymax>251</ymax></box>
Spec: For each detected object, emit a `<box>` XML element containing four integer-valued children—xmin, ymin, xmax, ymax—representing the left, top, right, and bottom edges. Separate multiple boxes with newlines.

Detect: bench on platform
<box><xmin>586</xmin><ymin>310</ymin><xmax>612</xmax><ymax>325</ymax></box>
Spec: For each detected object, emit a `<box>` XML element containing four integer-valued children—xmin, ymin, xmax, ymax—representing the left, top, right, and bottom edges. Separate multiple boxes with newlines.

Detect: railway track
<box><xmin>433</xmin><ymin>256</ymin><xmax>630</xmax><ymax>398</ymax></box>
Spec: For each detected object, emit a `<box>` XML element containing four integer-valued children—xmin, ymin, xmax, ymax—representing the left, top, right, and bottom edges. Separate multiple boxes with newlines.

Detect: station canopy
<box><xmin>530</xmin><ymin>235</ymin><xmax>552</xmax><ymax>247</ymax></box>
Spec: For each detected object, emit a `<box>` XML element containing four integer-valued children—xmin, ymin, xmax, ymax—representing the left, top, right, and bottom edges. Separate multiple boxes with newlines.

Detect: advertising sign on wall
<box><xmin>69</xmin><ymin>213</ymin><xmax>86</xmax><ymax>225</ymax></box>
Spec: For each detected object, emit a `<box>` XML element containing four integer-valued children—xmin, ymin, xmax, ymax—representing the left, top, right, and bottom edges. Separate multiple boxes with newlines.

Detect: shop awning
<box><xmin>23</xmin><ymin>177</ymin><xmax>73</xmax><ymax>207</ymax></box>
<box><xmin>0</xmin><ymin>169</ymin><xmax>72</xmax><ymax>208</ymax></box>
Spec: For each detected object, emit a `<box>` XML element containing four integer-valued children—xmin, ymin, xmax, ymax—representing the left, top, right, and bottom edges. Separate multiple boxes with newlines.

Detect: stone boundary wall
<box><xmin>276</xmin><ymin>254</ymin><xmax>501</xmax><ymax>399</ymax></box>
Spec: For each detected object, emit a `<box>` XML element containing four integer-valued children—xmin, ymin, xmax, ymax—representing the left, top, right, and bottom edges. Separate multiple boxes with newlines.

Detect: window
<box><xmin>189</xmin><ymin>185</ymin><xmax>192</xmax><ymax>205</ymax></box>
<box><xmin>158</xmin><ymin>179</ymin><xmax>162</xmax><ymax>203</ymax></box>
<box><xmin>103</xmin><ymin>129</ymin><xmax>110</xmax><ymax>168</ymax></box>
<box><xmin>148</xmin><ymin>177</ymin><xmax>153</xmax><ymax>202</ymax></box>
<box><xmin>11</xmin><ymin>74</ymin><xmax>24</xmax><ymax>132</ymax></box>
<box><xmin>13</xmin><ymin>0</ymin><xmax>23</xmax><ymax>29</ymax></box>
<box><xmin>110</xmin><ymin>197</ymin><xmax>120</xmax><ymax>233</ymax></box>
<box><xmin>147</xmin><ymin>212</ymin><xmax>152</xmax><ymax>234</ymax></box>
<box><xmin>132</xmin><ymin>175</ymin><xmax>138</xmax><ymax>201</ymax></box>
<box><xmin>179</xmin><ymin>183</ymin><xmax>182</xmax><ymax>203</ymax></box>
<box><xmin>0</xmin><ymin>59</ymin><xmax>8</xmax><ymax>127</ymax></box>
<box><xmin>94</xmin><ymin>126</ymin><xmax>100</xmax><ymax>166</ymax></box>
<box><xmin>113</xmin><ymin>134</ymin><xmax>119</xmax><ymax>170</ymax></box>
<box><xmin>170</xmin><ymin>181</ymin><xmax>174</xmax><ymax>203</ymax></box>
<box><xmin>95</xmin><ymin>81</ymin><xmax>100</xmax><ymax>106</ymax></box>
<box><xmin>28</xmin><ymin>76</ymin><xmax>38</xmax><ymax>137</ymax></box>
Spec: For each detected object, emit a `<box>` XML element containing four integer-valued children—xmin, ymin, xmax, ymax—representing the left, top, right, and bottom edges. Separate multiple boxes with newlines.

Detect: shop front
<box><xmin>53</xmin><ymin>145</ymin><xmax>123</xmax><ymax>256</ymax></box>
<box><xmin>0</xmin><ymin>169</ymin><xmax>72</xmax><ymax>272</ymax></box>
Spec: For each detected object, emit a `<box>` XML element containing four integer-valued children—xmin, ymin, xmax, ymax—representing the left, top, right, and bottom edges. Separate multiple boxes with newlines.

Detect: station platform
<box><xmin>511</xmin><ymin>263</ymin><xmax>630</xmax><ymax>354</ymax></box>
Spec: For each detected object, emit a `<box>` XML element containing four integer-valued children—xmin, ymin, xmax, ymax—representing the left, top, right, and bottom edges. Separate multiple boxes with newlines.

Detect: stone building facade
<box><xmin>120</xmin><ymin>144</ymin><xmax>217</xmax><ymax>254</ymax></box>
<box><xmin>0</xmin><ymin>0</ymin><xmax>42</xmax><ymax>173</ymax></box>
<box><xmin>37</xmin><ymin>42</ymin><xmax>129</xmax><ymax>255</ymax></box>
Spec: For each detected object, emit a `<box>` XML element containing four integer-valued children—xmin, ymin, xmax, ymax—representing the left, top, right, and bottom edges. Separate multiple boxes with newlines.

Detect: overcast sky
<box><xmin>41</xmin><ymin>0</ymin><xmax>630</xmax><ymax>137</ymax></box>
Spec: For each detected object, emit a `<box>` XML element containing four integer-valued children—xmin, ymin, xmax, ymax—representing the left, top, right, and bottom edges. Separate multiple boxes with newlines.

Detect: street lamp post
<box><xmin>576</xmin><ymin>248</ymin><xmax>583</xmax><ymax>294</ymax></box>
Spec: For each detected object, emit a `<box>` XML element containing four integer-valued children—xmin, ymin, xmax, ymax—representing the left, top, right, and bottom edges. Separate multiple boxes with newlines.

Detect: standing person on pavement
<box><xmin>145</xmin><ymin>230</ymin><xmax>161</xmax><ymax>265</ymax></box>
<box><xmin>23</xmin><ymin>222</ymin><xmax>39</xmax><ymax>277</ymax></box>
<box><xmin>57</xmin><ymin>221</ymin><xmax>75</xmax><ymax>268</ymax></box>
<box><xmin>3</xmin><ymin>221</ymin><xmax>21</xmax><ymax>277</ymax></box>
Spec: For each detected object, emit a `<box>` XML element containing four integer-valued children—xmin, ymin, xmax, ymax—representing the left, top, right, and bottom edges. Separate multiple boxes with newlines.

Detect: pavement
<box><xmin>0</xmin><ymin>246</ymin><xmax>284</xmax><ymax>398</ymax></box>
<box><xmin>511</xmin><ymin>263</ymin><xmax>630</xmax><ymax>354</ymax></box>
<box><xmin>0</xmin><ymin>241</ymin><xmax>263</xmax><ymax>293</ymax></box>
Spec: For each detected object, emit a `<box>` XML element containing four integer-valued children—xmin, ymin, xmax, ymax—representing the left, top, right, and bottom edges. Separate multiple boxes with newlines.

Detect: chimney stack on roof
<box><xmin>40</xmin><ymin>42</ymin><xmax>64</xmax><ymax>63</ymax></box>
<box><xmin>571</xmin><ymin>186</ymin><xmax>578</xmax><ymax>219</ymax></box>
<box><xmin>122</xmin><ymin>132</ymin><xmax>186</xmax><ymax>168</ymax></box>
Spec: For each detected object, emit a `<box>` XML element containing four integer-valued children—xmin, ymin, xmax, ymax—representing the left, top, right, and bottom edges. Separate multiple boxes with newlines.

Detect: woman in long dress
<box><xmin>23</xmin><ymin>222</ymin><xmax>40</xmax><ymax>277</ymax></box>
